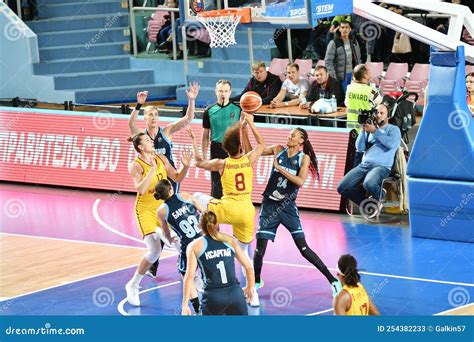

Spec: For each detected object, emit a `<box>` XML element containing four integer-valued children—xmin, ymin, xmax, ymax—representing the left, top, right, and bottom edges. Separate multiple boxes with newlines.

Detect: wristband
<box><xmin>135</xmin><ymin>103</ymin><xmax>143</xmax><ymax>111</ymax></box>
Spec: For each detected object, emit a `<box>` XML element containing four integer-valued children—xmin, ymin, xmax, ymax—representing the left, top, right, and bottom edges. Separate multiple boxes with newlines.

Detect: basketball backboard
<box><xmin>182</xmin><ymin>0</ymin><xmax>354</xmax><ymax>27</ymax></box>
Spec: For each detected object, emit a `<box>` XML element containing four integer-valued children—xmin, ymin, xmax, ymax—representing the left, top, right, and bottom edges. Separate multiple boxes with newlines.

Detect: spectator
<box><xmin>325</xmin><ymin>20</ymin><xmax>362</xmax><ymax>91</ymax></box>
<box><xmin>301</xmin><ymin>65</ymin><xmax>345</xmax><ymax>110</ymax></box>
<box><xmin>270</xmin><ymin>63</ymin><xmax>310</xmax><ymax>108</ymax></box>
<box><xmin>345</xmin><ymin>64</ymin><xmax>383</xmax><ymax>130</ymax></box>
<box><xmin>467</xmin><ymin>72</ymin><xmax>474</xmax><ymax>114</ymax></box>
<box><xmin>202</xmin><ymin>80</ymin><xmax>241</xmax><ymax>198</ymax></box>
<box><xmin>337</xmin><ymin>103</ymin><xmax>401</xmax><ymax>219</ymax></box>
<box><xmin>231</xmin><ymin>61</ymin><xmax>282</xmax><ymax>105</ymax></box>
<box><xmin>326</xmin><ymin>15</ymin><xmax>352</xmax><ymax>46</ymax></box>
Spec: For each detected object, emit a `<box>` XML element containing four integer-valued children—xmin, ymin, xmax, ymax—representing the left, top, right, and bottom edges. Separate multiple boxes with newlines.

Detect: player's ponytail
<box><xmin>295</xmin><ymin>127</ymin><xmax>319</xmax><ymax>179</ymax></box>
<box><xmin>154</xmin><ymin>179</ymin><xmax>172</xmax><ymax>200</ymax></box>
<box><xmin>199</xmin><ymin>211</ymin><xmax>233</xmax><ymax>244</ymax></box>
<box><xmin>128</xmin><ymin>132</ymin><xmax>146</xmax><ymax>153</ymax></box>
<box><xmin>338</xmin><ymin>254</ymin><xmax>361</xmax><ymax>287</ymax></box>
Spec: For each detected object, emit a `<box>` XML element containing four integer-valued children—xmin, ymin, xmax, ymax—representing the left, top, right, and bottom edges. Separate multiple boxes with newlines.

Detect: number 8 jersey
<box><xmin>163</xmin><ymin>194</ymin><xmax>202</xmax><ymax>272</ymax></box>
<box><xmin>221</xmin><ymin>155</ymin><xmax>253</xmax><ymax>200</ymax></box>
<box><xmin>208</xmin><ymin>155</ymin><xmax>256</xmax><ymax>244</ymax></box>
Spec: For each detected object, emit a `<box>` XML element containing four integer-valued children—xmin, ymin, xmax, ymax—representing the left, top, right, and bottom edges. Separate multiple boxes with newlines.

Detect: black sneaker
<box><xmin>146</xmin><ymin>260</ymin><xmax>159</xmax><ymax>278</ymax></box>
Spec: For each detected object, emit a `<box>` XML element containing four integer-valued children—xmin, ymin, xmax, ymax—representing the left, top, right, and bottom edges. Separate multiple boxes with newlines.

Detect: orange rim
<box><xmin>197</xmin><ymin>7</ymin><xmax>251</xmax><ymax>23</ymax></box>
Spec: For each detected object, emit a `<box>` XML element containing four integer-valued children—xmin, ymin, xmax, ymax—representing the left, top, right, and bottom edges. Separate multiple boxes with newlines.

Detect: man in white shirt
<box><xmin>270</xmin><ymin>63</ymin><xmax>310</xmax><ymax>108</ymax></box>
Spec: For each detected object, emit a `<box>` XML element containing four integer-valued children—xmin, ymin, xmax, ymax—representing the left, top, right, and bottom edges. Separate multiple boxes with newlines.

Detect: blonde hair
<box><xmin>199</xmin><ymin>211</ymin><xmax>233</xmax><ymax>244</ymax></box>
<box><xmin>143</xmin><ymin>106</ymin><xmax>159</xmax><ymax>117</ymax></box>
<box><xmin>252</xmin><ymin>61</ymin><xmax>266</xmax><ymax>71</ymax></box>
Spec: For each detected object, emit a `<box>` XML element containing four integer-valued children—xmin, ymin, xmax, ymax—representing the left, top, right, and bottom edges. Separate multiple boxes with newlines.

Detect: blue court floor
<box><xmin>1</xmin><ymin>184</ymin><xmax>473</xmax><ymax>316</ymax></box>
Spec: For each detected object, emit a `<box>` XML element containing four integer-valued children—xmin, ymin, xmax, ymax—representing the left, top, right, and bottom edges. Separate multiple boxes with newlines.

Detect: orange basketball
<box><xmin>240</xmin><ymin>91</ymin><xmax>262</xmax><ymax>113</ymax></box>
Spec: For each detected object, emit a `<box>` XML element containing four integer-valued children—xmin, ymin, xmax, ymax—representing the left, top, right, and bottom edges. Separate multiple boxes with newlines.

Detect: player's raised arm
<box><xmin>187</xmin><ymin>127</ymin><xmax>224</xmax><ymax>172</ymax></box>
<box><xmin>129</xmin><ymin>91</ymin><xmax>148</xmax><ymax>136</ymax></box>
<box><xmin>159</xmin><ymin>151</ymin><xmax>192</xmax><ymax>183</ymax></box>
<box><xmin>165</xmin><ymin>81</ymin><xmax>200</xmax><ymax>135</ymax></box>
<box><xmin>244</xmin><ymin>114</ymin><xmax>266</xmax><ymax>165</ymax></box>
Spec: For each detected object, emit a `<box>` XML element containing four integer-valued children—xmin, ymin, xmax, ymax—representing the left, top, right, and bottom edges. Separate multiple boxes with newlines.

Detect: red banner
<box><xmin>0</xmin><ymin>108</ymin><xmax>351</xmax><ymax>210</ymax></box>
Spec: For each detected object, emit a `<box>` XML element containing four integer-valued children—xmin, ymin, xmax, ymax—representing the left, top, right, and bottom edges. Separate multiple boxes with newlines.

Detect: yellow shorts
<box><xmin>208</xmin><ymin>198</ymin><xmax>255</xmax><ymax>244</ymax></box>
<box><xmin>135</xmin><ymin>206</ymin><xmax>161</xmax><ymax>238</ymax></box>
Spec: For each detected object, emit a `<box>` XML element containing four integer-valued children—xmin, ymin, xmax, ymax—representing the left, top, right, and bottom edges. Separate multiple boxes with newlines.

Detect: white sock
<box><xmin>129</xmin><ymin>272</ymin><xmax>144</xmax><ymax>286</ymax></box>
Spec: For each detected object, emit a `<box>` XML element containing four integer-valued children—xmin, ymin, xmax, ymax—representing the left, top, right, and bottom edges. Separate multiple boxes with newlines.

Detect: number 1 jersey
<box><xmin>197</xmin><ymin>236</ymin><xmax>239</xmax><ymax>290</ymax></box>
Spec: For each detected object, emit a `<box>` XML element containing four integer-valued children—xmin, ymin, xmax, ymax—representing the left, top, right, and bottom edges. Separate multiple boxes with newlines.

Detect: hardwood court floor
<box><xmin>0</xmin><ymin>234</ymin><xmax>176</xmax><ymax>298</ymax></box>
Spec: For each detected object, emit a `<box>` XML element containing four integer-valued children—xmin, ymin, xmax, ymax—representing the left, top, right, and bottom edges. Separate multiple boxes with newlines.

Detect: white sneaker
<box><xmin>250</xmin><ymin>288</ymin><xmax>260</xmax><ymax>307</ymax></box>
<box><xmin>125</xmin><ymin>282</ymin><xmax>140</xmax><ymax>306</ymax></box>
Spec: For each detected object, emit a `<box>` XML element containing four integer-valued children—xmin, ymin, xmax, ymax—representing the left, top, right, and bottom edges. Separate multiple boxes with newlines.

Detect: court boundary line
<box><xmin>117</xmin><ymin>281</ymin><xmax>182</xmax><ymax>316</ymax></box>
<box><xmin>92</xmin><ymin>199</ymin><xmax>146</xmax><ymax>244</ymax></box>
<box><xmin>306</xmin><ymin>308</ymin><xmax>333</xmax><ymax>316</ymax></box>
<box><xmin>263</xmin><ymin>261</ymin><xmax>474</xmax><ymax>287</ymax></box>
<box><xmin>434</xmin><ymin>303</ymin><xmax>474</xmax><ymax>315</ymax></box>
<box><xmin>306</xmin><ymin>303</ymin><xmax>474</xmax><ymax>316</ymax></box>
<box><xmin>0</xmin><ymin>232</ymin><xmax>146</xmax><ymax>250</ymax></box>
<box><xmin>1</xmin><ymin>252</ymin><xmax>178</xmax><ymax>302</ymax></box>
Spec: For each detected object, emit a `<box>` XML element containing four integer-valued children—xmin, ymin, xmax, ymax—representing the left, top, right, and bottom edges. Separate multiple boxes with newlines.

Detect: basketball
<box><xmin>240</xmin><ymin>91</ymin><xmax>262</xmax><ymax>113</ymax></box>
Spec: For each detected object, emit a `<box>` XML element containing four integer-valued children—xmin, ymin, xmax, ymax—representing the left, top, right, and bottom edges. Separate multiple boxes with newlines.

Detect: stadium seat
<box><xmin>380</xmin><ymin>62</ymin><xmax>409</xmax><ymax>96</ymax></box>
<box><xmin>365</xmin><ymin>62</ymin><xmax>384</xmax><ymax>86</ymax></box>
<box><xmin>295</xmin><ymin>59</ymin><xmax>313</xmax><ymax>79</ymax></box>
<box><xmin>268</xmin><ymin>58</ymin><xmax>290</xmax><ymax>82</ymax></box>
<box><xmin>404</xmin><ymin>63</ymin><xmax>430</xmax><ymax>106</ymax></box>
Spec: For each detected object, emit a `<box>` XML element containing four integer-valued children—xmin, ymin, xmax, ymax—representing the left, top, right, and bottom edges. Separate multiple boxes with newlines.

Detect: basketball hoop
<box><xmin>197</xmin><ymin>8</ymin><xmax>251</xmax><ymax>48</ymax></box>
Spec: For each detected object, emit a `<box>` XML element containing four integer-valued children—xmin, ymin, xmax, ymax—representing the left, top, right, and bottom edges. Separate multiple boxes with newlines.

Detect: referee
<box><xmin>201</xmin><ymin>80</ymin><xmax>241</xmax><ymax>198</ymax></box>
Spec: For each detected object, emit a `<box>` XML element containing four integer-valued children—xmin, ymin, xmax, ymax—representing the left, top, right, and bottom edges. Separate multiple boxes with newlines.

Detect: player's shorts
<box><xmin>177</xmin><ymin>242</ymin><xmax>191</xmax><ymax>274</ymax></box>
<box><xmin>256</xmin><ymin>197</ymin><xmax>305</xmax><ymax>242</ymax></box>
<box><xmin>201</xmin><ymin>284</ymin><xmax>248</xmax><ymax>316</ymax></box>
<box><xmin>208</xmin><ymin>197</ymin><xmax>255</xmax><ymax>244</ymax></box>
<box><xmin>135</xmin><ymin>206</ymin><xmax>162</xmax><ymax>238</ymax></box>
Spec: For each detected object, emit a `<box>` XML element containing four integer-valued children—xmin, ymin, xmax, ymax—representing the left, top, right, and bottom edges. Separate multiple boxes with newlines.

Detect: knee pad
<box><xmin>144</xmin><ymin>235</ymin><xmax>162</xmax><ymax>263</ymax></box>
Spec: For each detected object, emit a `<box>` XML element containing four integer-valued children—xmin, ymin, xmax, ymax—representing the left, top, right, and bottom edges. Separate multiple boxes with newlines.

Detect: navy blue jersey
<box><xmin>197</xmin><ymin>236</ymin><xmax>239</xmax><ymax>290</ymax></box>
<box><xmin>263</xmin><ymin>148</ymin><xmax>304</xmax><ymax>201</ymax></box>
<box><xmin>146</xmin><ymin>127</ymin><xmax>175</xmax><ymax>167</ymax></box>
<box><xmin>164</xmin><ymin>194</ymin><xmax>201</xmax><ymax>251</ymax></box>
<box><xmin>146</xmin><ymin>127</ymin><xmax>179</xmax><ymax>192</ymax></box>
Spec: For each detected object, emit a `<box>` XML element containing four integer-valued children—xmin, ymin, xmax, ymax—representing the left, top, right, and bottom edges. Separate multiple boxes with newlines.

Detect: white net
<box><xmin>197</xmin><ymin>14</ymin><xmax>241</xmax><ymax>48</ymax></box>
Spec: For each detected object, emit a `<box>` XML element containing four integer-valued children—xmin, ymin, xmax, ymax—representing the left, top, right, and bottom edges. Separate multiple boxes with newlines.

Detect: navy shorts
<box><xmin>177</xmin><ymin>243</ymin><xmax>191</xmax><ymax>274</ymax></box>
<box><xmin>202</xmin><ymin>285</ymin><xmax>248</xmax><ymax>316</ymax></box>
<box><xmin>256</xmin><ymin>198</ymin><xmax>305</xmax><ymax>241</ymax></box>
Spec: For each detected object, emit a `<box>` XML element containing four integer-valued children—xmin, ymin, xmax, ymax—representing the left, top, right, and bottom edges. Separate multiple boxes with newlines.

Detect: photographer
<box><xmin>337</xmin><ymin>103</ymin><xmax>401</xmax><ymax>219</ymax></box>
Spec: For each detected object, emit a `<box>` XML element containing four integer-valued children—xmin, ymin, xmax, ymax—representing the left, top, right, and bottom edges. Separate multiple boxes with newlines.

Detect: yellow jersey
<box><xmin>221</xmin><ymin>155</ymin><xmax>253</xmax><ymax>200</ymax></box>
<box><xmin>343</xmin><ymin>283</ymin><xmax>370</xmax><ymax>315</ymax></box>
<box><xmin>134</xmin><ymin>155</ymin><xmax>167</xmax><ymax>211</ymax></box>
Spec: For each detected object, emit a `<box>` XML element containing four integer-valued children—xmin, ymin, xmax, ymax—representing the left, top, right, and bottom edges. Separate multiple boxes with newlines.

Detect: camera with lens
<box><xmin>358</xmin><ymin>108</ymin><xmax>378</xmax><ymax>125</ymax></box>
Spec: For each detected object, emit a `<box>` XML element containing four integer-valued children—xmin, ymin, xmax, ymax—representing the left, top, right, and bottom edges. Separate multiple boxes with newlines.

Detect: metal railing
<box><xmin>128</xmin><ymin>1</ymin><xmax>180</xmax><ymax>60</ymax></box>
